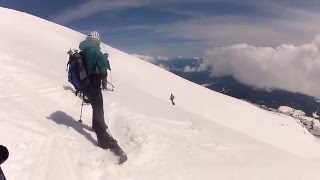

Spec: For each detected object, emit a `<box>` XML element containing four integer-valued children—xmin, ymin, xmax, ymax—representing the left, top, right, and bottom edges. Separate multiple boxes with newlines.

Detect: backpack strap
<box><xmin>66</xmin><ymin>54</ymin><xmax>73</xmax><ymax>71</ymax></box>
<box><xmin>66</xmin><ymin>60</ymin><xmax>70</xmax><ymax>71</ymax></box>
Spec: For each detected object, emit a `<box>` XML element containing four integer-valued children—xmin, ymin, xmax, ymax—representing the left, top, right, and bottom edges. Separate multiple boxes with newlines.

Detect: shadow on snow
<box><xmin>47</xmin><ymin>111</ymin><xmax>97</xmax><ymax>146</ymax></box>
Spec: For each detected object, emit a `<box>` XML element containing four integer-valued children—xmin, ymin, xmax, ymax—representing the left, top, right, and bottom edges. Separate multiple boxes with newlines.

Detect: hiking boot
<box><xmin>96</xmin><ymin>133</ymin><xmax>111</xmax><ymax>149</ymax></box>
<box><xmin>96</xmin><ymin>131</ymin><xmax>128</xmax><ymax>164</ymax></box>
<box><xmin>96</xmin><ymin>131</ymin><xmax>118</xmax><ymax>150</ymax></box>
<box><xmin>108</xmin><ymin>138</ymin><xmax>127</xmax><ymax>164</ymax></box>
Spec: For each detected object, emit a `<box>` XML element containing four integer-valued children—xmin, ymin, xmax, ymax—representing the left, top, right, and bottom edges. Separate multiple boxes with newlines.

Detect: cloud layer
<box><xmin>48</xmin><ymin>0</ymin><xmax>320</xmax><ymax>57</ymax></box>
<box><xmin>157</xmin><ymin>8</ymin><xmax>320</xmax><ymax>48</ymax></box>
<box><xmin>203</xmin><ymin>36</ymin><xmax>320</xmax><ymax>97</ymax></box>
<box><xmin>50</xmin><ymin>0</ymin><xmax>144</xmax><ymax>25</ymax></box>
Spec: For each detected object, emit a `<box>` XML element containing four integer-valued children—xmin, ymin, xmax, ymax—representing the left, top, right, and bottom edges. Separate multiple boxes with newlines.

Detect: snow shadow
<box><xmin>47</xmin><ymin>111</ymin><xmax>97</xmax><ymax>146</ymax></box>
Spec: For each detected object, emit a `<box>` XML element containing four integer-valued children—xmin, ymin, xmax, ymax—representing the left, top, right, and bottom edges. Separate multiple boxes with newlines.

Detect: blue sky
<box><xmin>1</xmin><ymin>0</ymin><xmax>320</xmax><ymax>57</ymax></box>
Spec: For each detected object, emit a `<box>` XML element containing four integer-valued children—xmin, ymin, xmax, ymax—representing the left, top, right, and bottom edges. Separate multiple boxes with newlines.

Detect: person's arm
<box><xmin>104</xmin><ymin>53</ymin><xmax>111</xmax><ymax>71</ymax></box>
<box><xmin>106</xmin><ymin>59</ymin><xmax>111</xmax><ymax>71</ymax></box>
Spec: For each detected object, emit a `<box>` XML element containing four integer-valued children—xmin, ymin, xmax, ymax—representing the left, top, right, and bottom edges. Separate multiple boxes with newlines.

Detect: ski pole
<box><xmin>110</xmin><ymin>70</ymin><xmax>113</xmax><ymax>85</ymax></box>
<box><xmin>108</xmin><ymin>70</ymin><xmax>115</xmax><ymax>91</ymax></box>
<box><xmin>107</xmin><ymin>80</ymin><xmax>115</xmax><ymax>91</ymax></box>
<box><xmin>79</xmin><ymin>98</ymin><xmax>84</xmax><ymax>123</ymax></box>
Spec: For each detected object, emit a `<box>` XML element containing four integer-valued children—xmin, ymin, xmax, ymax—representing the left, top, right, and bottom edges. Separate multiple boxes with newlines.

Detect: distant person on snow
<box><xmin>170</xmin><ymin>93</ymin><xmax>175</xmax><ymax>105</ymax></box>
<box><xmin>79</xmin><ymin>31</ymin><xmax>126</xmax><ymax>162</ymax></box>
<box><xmin>101</xmin><ymin>53</ymin><xmax>111</xmax><ymax>90</ymax></box>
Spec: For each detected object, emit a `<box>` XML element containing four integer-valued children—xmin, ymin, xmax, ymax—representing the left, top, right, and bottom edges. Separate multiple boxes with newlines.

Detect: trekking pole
<box><xmin>108</xmin><ymin>70</ymin><xmax>115</xmax><ymax>91</ymax></box>
<box><xmin>110</xmin><ymin>70</ymin><xmax>113</xmax><ymax>85</ymax></box>
<box><xmin>107</xmin><ymin>80</ymin><xmax>115</xmax><ymax>91</ymax></box>
<box><xmin>79</xmin><ymin>97</ymin><xmax>84</xmax><ymax>123</ymax></box>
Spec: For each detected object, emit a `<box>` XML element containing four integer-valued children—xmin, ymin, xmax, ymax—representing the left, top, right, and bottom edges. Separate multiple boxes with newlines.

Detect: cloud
<box><xmin>183</xmin><ymin>66</ymin><xmax>198</xmax><ymax>72</ymax></box>
<box><xmin>132</xmin><ymin>54</ymin><xmax>158</xmax><ymax>63</ymax></box>
<box><xmin>156</xmin><ymin>8</ymin><xmax>320</xmax><ymax>48</ymax></box>
<box><xmin>203</xmin><ymin>36</ymin><xmax>320</xmax><ymax>97</ymax></box>
<box><xmin>131</xmin><ymin>54</ymin><xmax>171</xmax><ymax>71</ymax></box>
<box><xmin>50</xmin><ymin>0</ymin><xmax>217</xmax><ymax>25</ymax></box>
<box><xmin>158</xmin><ymin>64</ymin><xmax>170</xmax><ymax>71</ymax></box>
<box><xmin>182</xmin><ymin>64</ymin><xmax>208</xmax><ymax>73</ymax></box>
<box><xmin>132</xmin><ymin>54</ymin><xmax>170</xmax><ymax>63</ymax></box>
<box><xmin>50</xmin><ymin>0</ymin><xmax>145</xmax><ymax>25</ymax></box>
<box><xmin>50</xmin><ymin>0</ymin><xmax>320</xmax><ymax>57</ymax></box>
<box><xmin>133</xmin><ymin>54</ymin><xmax>209</xmax><ymax>73</ymax></box>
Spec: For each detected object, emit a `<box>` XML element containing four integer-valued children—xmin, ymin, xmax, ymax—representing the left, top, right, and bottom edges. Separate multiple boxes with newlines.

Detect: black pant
<box><xmin>0</xmin><ymin>167</ymin><xmax>6</xmax><ymax>180</ymax></box>
<box><xmin>82</xmin><ymin>74</ymin><xmax>109</xmax><ymax>145</ymax></box>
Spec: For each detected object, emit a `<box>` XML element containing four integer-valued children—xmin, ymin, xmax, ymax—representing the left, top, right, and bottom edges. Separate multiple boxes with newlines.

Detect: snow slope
<box><xmin>1</xmin><ymin>7</ymin><xmax>320</xmax><ymax>180</ymax></box>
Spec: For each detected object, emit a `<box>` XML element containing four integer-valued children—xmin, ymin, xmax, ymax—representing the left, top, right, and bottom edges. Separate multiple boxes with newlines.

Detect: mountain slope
<box><xmin>1</xmin><ymin>7</ymin><xmax>320</xmax><ymax>180</ymax></box>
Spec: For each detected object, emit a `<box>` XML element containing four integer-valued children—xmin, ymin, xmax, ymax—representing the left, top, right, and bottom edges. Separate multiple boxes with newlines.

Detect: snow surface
<box><xmin>1</xmin><ymin>7</ymin><xmax>320</xmax><ymax>180</ymax></box>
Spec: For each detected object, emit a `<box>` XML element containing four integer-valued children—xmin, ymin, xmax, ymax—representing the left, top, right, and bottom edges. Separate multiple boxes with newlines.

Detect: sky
<box><xmin>2</xmin><ymin>0</ymin><xmax>320</xmax><ymax>97</ymax></box>
<box><xmin>1</xmin><ymin>0</ymin><xmax>320</xmax><ymax>57</ymax></box>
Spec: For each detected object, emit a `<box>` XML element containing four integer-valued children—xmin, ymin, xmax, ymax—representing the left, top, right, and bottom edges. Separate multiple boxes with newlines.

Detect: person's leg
<box><xmin>83</xmin><ymin>85</ymin><xmax>110</xmax><ymax>148</ymax></box>
<box><xmin>87</xmin><ymin>75</ymin><xmax>114</xmax><ymax>148</ymax></box>
<box><xmin>0</xmin><ymin>145</ymin><xmax>8</xmax><ymax>165</ymax></box>
<box><xmin>0</xmin><ymin>167</ymin><xmax>6</xmax><ymax>180</ymax></box>
<box><xmin>91</xmin><ymin>88</ymin><xmax>107</xmax><ymax>133</ymax></box>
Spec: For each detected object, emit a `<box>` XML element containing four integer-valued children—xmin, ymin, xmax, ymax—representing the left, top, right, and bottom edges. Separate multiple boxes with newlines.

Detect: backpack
<box><xmin>66</xmin><ymin>49</ymin><xmax>90</xmax><ymax>96</ymax></box>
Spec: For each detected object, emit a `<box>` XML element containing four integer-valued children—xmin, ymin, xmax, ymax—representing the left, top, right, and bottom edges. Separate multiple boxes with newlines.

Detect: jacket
<box><xmin>79</xmin><ymin>39</ymin><xmax>108</xmax><ymax>76</ymax></box>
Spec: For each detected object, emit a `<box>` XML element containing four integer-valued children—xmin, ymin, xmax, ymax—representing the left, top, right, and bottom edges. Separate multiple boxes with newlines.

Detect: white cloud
<box><xmin>183</xmin><ymin>66</ymin><xmax>198</xmax><ymax>72</ymax></box>
<box><xmin>158</xmin><ymin>64</ymin><xmax>170</xmax><ymax>71</ymax></box>
<box><xmin>197</xmin><ymin>63</ymin><xmax>209</xmax><ymax>71</ymax></box>
<box><xmin>133</xmin><ymin>54</ymin><xmax>206</xmax><ymax>72</ymax></box>
<box><xmin>132</xmin><ymin>54</ymin><xmax>171</xmax><ymax>63</ymax></box>
<box><xmin>157</xmin><ymin>8</ymin><xmax>320</xmax><ymax>48</ymax></box>
<box><xmin>203</xmin><ymin>36</ymin><xmax>320</xmax><ymax>97</ymax></box>
<box><xmin>50</xmin><ymin>0</ymin><xmax>145</xmax><ymax>25</ymax></box>
<box><xmin>132</xmin><ymin>54</ymin><xmax>158</xmax><ymax>63</ymax></box>
<box><xmin>183</xmin><ymin>63</ymin><xmax>208</xmax><ymax>73</ymax></box>
<box><xmin>157</xmin><ymin>56</ymin><xmax>169</xmax><ymax>61</ymax></box>
<box><xmin>50</xmin><ymin>0</ymin><xmax>216</xmax><ymax>25</ymax></box>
